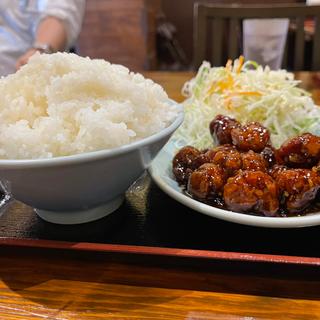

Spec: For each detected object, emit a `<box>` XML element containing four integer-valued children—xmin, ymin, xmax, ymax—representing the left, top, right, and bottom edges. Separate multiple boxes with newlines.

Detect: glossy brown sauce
<box><xmin>173</xmin><ymin>115</ymin><xmax>320</xmax><ymax>218</ymax></box>
<box><xmin>183</xmin><ymin>188</ymin><xmax>320</xmax><ymax>217</ymax></box>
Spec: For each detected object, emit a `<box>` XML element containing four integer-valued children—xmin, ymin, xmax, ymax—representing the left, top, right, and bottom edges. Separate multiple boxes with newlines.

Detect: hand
<box><xmin>15</xmin><ymin>48</ymin><xmax>39</xmax><ymax>71</ymax></box>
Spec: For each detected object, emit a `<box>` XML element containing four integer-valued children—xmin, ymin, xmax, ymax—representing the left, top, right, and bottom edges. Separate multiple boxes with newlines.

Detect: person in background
<box><xmin>0</xmin><ymin>0</ymin><xmax>86</xmax><ymax>77</ymax></box>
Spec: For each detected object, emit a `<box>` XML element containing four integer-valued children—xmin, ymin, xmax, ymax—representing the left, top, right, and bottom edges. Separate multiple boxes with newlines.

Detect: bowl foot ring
<box><xmin>35</xmin><ymin>195</ymin><xmax>124</xmax><ymax>225</ymax></box>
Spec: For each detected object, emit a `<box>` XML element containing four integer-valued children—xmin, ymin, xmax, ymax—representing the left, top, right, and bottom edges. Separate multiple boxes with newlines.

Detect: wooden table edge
<box><xmin>1</xmin><ymin>237</ymin><xmax>320</xmax><ymax>266</ymax></box>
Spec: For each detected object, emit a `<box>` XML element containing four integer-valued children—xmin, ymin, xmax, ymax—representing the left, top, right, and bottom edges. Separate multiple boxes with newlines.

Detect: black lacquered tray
<box><xmin>0</xmin><ymin>173</ymin><xmax>320</xmax><ymax>265</ymax></box>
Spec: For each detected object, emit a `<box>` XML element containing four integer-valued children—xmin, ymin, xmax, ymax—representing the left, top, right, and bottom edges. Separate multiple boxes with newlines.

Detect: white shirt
<box><xmin>0</xmin><ymin>0</ymin><xmax>86</xmax><ymax>76</ymax></box>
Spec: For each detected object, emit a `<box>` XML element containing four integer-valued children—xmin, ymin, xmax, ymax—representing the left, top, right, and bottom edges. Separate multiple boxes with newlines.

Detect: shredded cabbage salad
<box><xmin>174</xmin><ymin>57</ymin><xmax>320</xmax><ymax>149</ymax></box>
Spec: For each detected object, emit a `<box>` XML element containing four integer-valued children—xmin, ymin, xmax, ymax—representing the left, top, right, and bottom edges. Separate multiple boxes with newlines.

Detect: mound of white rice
<box><xmin>0</xmin><ymin>53</ymin><xmax>178</xmax><ymax>159</ymax></box>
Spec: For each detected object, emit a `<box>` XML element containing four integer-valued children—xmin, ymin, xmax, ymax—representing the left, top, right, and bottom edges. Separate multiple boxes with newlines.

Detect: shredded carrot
<box><xmin>229</xmin><ymin>91</ymin><xmax>262</xmax><ymax>97</ymax></box>
<box><xmin>236</xmin><ymin>55</ymin><xmax>244</xmax><ymax>73</ymax></box>
<box><xmin>224</xmin><ymin>98</ymin><xmax>233</xmax><ymax>111</ymax></box>
<box><xmin>207</xmin><ymin>57</ymin><xmax>255</xmax><ymax>97</ymax></box>
<box><xmin>226</xmin><ymin>72</ymin><xmax>234</xmax><ymax>86</ymax></box>
<box><xmin>207</xmin><ymin>72</ymin><xmax>234</xmax><ymax>95</ymax></box>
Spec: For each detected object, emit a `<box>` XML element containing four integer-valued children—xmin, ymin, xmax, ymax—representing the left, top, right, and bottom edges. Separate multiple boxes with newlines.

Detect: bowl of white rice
<box><xmin>0</xmin><ymin>53</ymin><xmax>183</xmax><ymax>224</ymax></box>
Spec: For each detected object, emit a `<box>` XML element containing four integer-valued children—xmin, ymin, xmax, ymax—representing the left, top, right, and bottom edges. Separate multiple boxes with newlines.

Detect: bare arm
<box><xmin>16</xmin><ymin>16</ymin><xmax>67</xmax><ymax>70</ymax></box>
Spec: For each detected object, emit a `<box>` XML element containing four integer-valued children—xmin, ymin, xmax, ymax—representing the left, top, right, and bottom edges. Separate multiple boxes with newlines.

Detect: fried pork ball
<box><xmin>172</xmin><ymin>146</ymin><xmax>210</xmax><ymax>185</ymax></box>
<box><xmin>188</xmin><ymin>163</ymin><xmax>225</xmax><ymax>199</ymax></box>
<box><xmin>206</xmin><ymin>146</ymin><xmax>267</xmax><ymax>176</ymax></box>
<box><xmin>269</xmin><ymin>165</ymin><xmax>288</xmax><ymax>180</ymax></box>
<box><xmin>209</xmin><ymin>114</ymin><xmax>241</xmax><ymax>145</ymax></box>
<box><xmin>278</xmin><ymin>133</ymin><xmax>320</xmax><ymax>168</ymax></box>
<box><xmin>261</xmin><ymin>146</ymin><xmax>282</xmax><ymax>167</ymax></box>
<box><xmin>205</xmin><ymin>144</ymin><xmax>236</xmax><ymax>156</ymax></box>
<box><xmin>206</xmin><ymin>145</ymin><xmax>242</xmax><ymax>177</ymax></box>
<box><xmin>231</xmin><ymin>122</ymin><xmax>270</xmax><ymax>152</ymax></box>
<box><xmin>223</xmin><ymin>170</ymin><xmax>279</xmax><ymax>216</ymax></box>
<box><xmin>241</xmin><ymin>150</ymin><xmax>268</xmax><ymax>172</ymax></box>
<box><xmin>273</xmin><ymin>168</ymin><xmax>320</xmax><ymax>214</ymax></box>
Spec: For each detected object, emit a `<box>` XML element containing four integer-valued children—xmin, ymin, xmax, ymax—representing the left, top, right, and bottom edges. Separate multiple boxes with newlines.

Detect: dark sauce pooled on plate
<box><xmin>184</xmin><ymin>187</ymin><xmax>320</xmax><ymax>217</ymax></box>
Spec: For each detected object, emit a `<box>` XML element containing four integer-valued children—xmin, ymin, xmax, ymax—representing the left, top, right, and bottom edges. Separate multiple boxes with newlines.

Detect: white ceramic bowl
<box><xmin>0</xmin><ymin>103</ymin><xmax>183</xmax><ymax>224</ymax></box>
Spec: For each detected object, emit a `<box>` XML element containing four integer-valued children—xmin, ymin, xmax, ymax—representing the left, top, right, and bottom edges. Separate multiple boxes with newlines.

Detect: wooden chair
<box><xmin>194</xmin><ymin>3</ymin><xmax>320</xmax><ymax>70</ymax></box>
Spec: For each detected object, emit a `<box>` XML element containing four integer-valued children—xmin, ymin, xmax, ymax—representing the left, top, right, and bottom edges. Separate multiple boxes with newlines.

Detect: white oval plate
<box><xmin>149</xmin><ymin>141</ymin><xmax>320</xmax><ymax>228</ymax></box>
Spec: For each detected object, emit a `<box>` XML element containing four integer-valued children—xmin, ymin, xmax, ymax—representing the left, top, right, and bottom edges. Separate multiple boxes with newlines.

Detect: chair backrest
<box><xmin>194</xmin><ymin>3</ymin><xmax>320</xmax><ymax>70</ymax></box>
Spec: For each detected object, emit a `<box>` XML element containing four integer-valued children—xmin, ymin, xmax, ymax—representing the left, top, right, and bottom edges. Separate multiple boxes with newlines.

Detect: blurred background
<box><xmin>77</xmin><ymin>0</ymin><xmax>308</xmax><ymax>72</ymax></box>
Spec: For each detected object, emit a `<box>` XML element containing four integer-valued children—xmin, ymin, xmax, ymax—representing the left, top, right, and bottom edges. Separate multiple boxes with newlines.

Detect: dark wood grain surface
<box><xmin>1</xmin><ymin>246</ymin><xmax>320</xmax><ymax>320</ymax></box>
<box><xmin>78</xmin><ymin>0</ymin><xmax>161</xmax><ymax>71</ymax></box>
<box><xmin>1</xmin><ymin>71</ymin><xmax>320</xmax><ymax>319</ymax></box>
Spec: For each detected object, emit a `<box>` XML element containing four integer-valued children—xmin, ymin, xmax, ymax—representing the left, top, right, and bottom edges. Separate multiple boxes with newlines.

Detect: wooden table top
<box><xmin>1</xmin><ymin>71</ymin><xmax>320</xmax><ymax>320</ymax></box>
